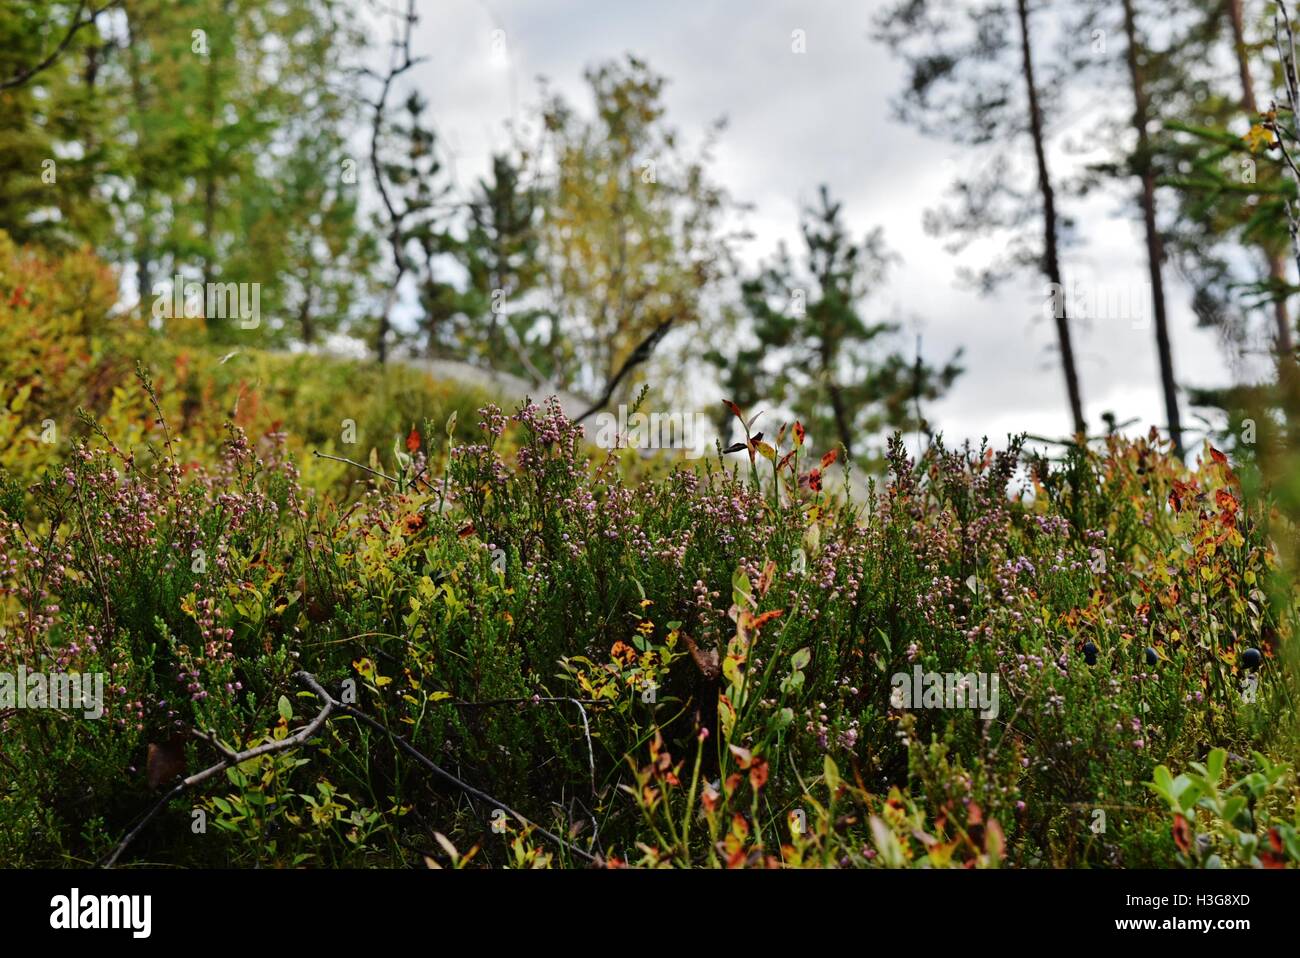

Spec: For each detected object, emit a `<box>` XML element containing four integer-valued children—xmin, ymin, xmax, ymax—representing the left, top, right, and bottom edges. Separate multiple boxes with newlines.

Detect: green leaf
<box><xmin>824</xmin><ymin>755</ymin><xmax>841</xmax><ymax>796</ymax></box>
<box><xmin>1150</xmin><ymin>765</ymin><xmax>1174</xmax><ymax>800</ymax></box>
<box><xmin>1222</xmin><ymin>796</ymin><xmax>1248</xmax><ymax>827</ymax></box>
<box><xmin>868</xmin><ymin>815</ymin><xmax>904</xmax><ymax>868</ymax></box>
<box><xmin>1173</xmin><ymin>775</ymin><xmax>1200</xmax><ymax>813</ymax></box>
<box><xmin>1206</xmin><ymin>748</ymin><xmax>1227</xmax><ymax>785</ymax></box>
<box><xmin>278</xmin><ymin>695</ymin><xmax>293</xmax><ymax>721</ymax></box>
<box><xmin>732</xmin><ymin>568</ymin><xmax>752</xmax><ymax>609</ymax></box>
<box><xmin>791</xmin><ymin>647</ymin><xmax>811</xmax><ymax>671</ymax></box>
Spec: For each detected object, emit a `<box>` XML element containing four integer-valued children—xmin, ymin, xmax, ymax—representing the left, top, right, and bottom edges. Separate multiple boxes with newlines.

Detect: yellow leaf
<box><xmin>1244</xmin><ymin>124</ymin><xmax>1273</xmax><ymax>153</ymax></box>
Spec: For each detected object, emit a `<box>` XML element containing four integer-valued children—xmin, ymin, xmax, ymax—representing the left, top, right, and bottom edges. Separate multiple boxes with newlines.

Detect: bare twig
<box><xmin>364</xmin><ymin>0</ymin><xmax>428</xmax><ymax>363</ymax></box>
<box><xmin>312</xmin><ymin>450</ymin><xmax>401</xmax><ymax>485</ymax></box>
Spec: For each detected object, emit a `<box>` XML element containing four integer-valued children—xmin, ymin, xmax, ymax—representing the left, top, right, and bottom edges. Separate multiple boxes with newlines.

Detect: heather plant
<box><xmin>0</xmin><ymin>362</ymin><xmax>1296</xmax><ymax>869</ymax></box>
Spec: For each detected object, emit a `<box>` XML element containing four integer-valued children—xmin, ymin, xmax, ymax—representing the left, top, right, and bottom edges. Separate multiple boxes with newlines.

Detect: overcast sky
<box><xmin>372</xmin><ymin>0</ymin><xmax>1269</xmax><ymax>453</ymax></box>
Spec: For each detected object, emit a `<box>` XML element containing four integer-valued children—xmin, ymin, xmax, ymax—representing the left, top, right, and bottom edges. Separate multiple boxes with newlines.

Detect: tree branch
<box><xmin>573</xmin><ymin>318</ymin><xmax>674</xmax><ymax>424</ymax></box>
<box><xmin>0</xmin><ymin>1</ymin><xmax>119</xmax><ymax>91</ymax></box>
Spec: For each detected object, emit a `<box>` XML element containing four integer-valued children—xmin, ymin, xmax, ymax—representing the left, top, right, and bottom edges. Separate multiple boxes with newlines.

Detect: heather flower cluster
<box><xmin>0</xmin><ymin>383</ymin><xmax>1295</xmax><ymax>869</ymax></box>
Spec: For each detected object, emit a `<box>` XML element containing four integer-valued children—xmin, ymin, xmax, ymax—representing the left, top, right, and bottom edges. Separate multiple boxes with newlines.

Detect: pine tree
<box><xmin>716</xmin><ymin>186</ymin><xmax>961</xmax><ymax>461</ymax></box>
<box><xmin>878</xmin><ymin>0</ymin><xmax>1087</xmax><ymax>435</ymax></box>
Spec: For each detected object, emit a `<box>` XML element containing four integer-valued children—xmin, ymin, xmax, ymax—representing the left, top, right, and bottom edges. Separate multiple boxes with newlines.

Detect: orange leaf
<box><xmin>406</xmin><ymin>426</ymin><xmax>421</xmax><ymax>453</ymax></box>
<box><xmin>793</xmin><ymin>421</ymin><xmax>805</xmax><ymax>447</ymax></box>
<box><xmin>1209</xmin><ymin>445</ymin><xmax>1227</xmax><ymax>465</ymax></box>
<box><xmin>820</xmin><ymin>448</ymin><xmax>839</xmax><ymax>469</ymax></box>
<box><xmin>723</xmin><ymin>400</ymin><xmax>745</xmax><ymax>424</ymax></box>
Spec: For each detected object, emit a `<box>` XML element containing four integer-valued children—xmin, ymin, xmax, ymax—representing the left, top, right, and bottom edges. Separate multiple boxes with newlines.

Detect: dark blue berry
<box><xmin>1145</xmin><ymin>647</ymin><xmax>1158</xmax><ymax>667</ymax></box>
<box><xmin>1083</xmin><ymin>641</ymin><xmax>1098</xmax><ymax>665</ymax></box>
<box><xmin>1241</xmin><ymin>648</ymin><xmax>1262</xmax><ymax>671</ymax></box>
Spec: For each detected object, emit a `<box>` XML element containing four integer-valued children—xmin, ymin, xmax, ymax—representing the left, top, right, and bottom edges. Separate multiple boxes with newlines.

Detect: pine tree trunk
<box><xmin>1121</xmin><ymin>0</ymin><xmax>1183</xmax><ymax>456</ymax></box>
<box><xmin>1015</xmin><ymin>0</ymin><xmax>1086</xmax><ymax>436</ymax></box>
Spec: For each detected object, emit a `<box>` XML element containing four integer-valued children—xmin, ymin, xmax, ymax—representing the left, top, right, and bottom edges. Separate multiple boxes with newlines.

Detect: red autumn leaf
<box><xmin>749</xmin><ymin>758</ymin><xmax>769</xmax><ymax>791</ymax></box>
<box><xmin>723</xmin><ymin>399</ymin><xmax>745</xmax><ymax>424</ymax></box>
<box><xmin>750</xmin><ymin>609</ymin><xmax>784</xmax><ymax>631</ymax></box>
<box><xmin>1268</xmin><ymin>827</ymin><xmax>1285</xmax><ymax>854</ymax></box>
<box><xmin>820</xmin><ymin>448</ymin><xmax>839</xmax><ymax>470</ymax></box>
<box><xmin>1209</xmin><ymin>445</ymin><xmax>1228</xmax><ymax>465</ymax></box>
<box><xmin>777</xmin><ymin>450</ymin><xmax>796</xmax><ymax>473</ymax></box>
<box><xmin>1172</xmin><ymin>813</ymin><xmax>1193</xmax><ymax>855</ymax></box>
<box><xmin>803</xmin><ymin>468</ymin><xmax>823</xmax><ymax>492</ymax></box>
<box><xmin>1215</xmin><ymin>489</ymin><xmax>1238</xmax><ymax>514</ymax></box>
<box><xmin>457</xmin><ymin>522</ymin><xmax>476</xmax><ymax>539</ymax></box>
<box><xmin>1259</xmin><ymin>829</ymin><xmax>1288</xmax><ymax>867</ymax></box>
<box><xmin>405</xmin><ymin>426</ymin><xmax>421</xmax><ymax>453</ymax></box>
<box><xmin>793</xmin><ymin>421</ymin><xmax>805</xmax><ymax>447</ymax></box>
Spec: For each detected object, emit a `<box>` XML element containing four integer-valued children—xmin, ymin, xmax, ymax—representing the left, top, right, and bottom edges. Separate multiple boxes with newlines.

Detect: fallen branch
<box><xmin>102</xmin><ymin>672</ymin><xmax>599</xmax><ymax>868</ymax></box>
<box><xmin>296</xmin><ymin>672</ymin><xmax>598</xmax><ymax>864</ymax></box>
<box><xmin>101</xmin><ymin>692</ymin><xmax>336</xmax><ymax>867</ymax></box>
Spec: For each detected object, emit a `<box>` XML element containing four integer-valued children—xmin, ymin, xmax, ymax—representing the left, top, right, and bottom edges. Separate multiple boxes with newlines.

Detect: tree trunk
<box><xmin>125</xmin><ymin>12</ymin><xmax>153</xmax><ymax>311</ymax></box>
<box><xmin>201</xmin><ymin>20</ymin><xmax>218</xmax><ymax>325</ymax></box>
<box><xmin>1227</xmin><ymin>0</ymin><xmax>1296</xmax><ymax>359</ymax></box>
<box><xmin>827</xmin><ymin>381</ymin><xmax>855</xmax><ymax>459</ymax></box>
<box><xmin>1120</xmin><ymin>0</ymin><xmax>1183</xmax><ymax>456</ymax></box>
<box><xmin>1015</xmin><ymin>0</ymin><xmax>1086</xmax><ymax>435</ymax></box>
